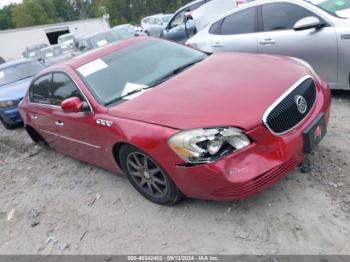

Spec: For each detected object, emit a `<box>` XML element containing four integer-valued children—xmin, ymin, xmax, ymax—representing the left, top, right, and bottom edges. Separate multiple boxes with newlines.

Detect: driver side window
<box><xmin>51</xmin><ymin>73</ymin><xmax>85</xmax><ymax>106</ymax></box>
<box><xmin>29</xmin><ymin>73</ymin><xmax>85</xmax><ymax>107</ymax></box>
<box><xmin>262</xmin><ymin>3</ymin><xmax>321</xmax><ymax>31</ymax></box>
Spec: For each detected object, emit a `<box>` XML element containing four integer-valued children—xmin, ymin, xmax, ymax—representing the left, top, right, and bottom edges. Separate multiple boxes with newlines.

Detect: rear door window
<box><xmin>210</xmin><ymin>7</ymin><xmax>257</xmax><ymax>35</ymax></box>
<box><xmin>29</xmin><ymin>74</ymin><xmax>53</xmax><ymax>105</ymax></box>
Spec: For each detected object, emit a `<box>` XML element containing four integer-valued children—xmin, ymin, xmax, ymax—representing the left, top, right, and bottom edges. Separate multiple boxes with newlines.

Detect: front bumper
<box><xmin>0</xmin><ymin>106</ymin><xmax>23</xmax><ymax>125</ymax></box>
<box><xmin>166</xmin><ymin>82</ymin><xmax>331</xmax><ymax>201</ymax></box>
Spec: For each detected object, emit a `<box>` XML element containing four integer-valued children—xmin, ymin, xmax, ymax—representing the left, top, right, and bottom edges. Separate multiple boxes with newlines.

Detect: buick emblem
<box><xmin>295</xmin><ymin>95</ymin><xmax>307</xmax><ymax>114</ymax></box>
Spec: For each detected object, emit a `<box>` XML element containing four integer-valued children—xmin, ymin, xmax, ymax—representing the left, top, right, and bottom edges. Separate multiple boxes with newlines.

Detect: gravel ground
<box><xmin>0</xmin><ymin>91</ymin><xmax>349</xmax><ymax>255</ymax></box>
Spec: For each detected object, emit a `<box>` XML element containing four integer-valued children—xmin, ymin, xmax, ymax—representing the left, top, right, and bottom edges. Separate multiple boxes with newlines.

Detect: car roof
<box><xmin>77</xmin><ymin>26</ymin><xmax>129</xmax><ymax>41</ymax></box>
<box><xmin>145</xmin><ymin>13</ymin><xmax>163</xmax><ymax>17</ymax></box>
<box><xmin>0</xmin><ymin>58</ymin><xmax>37</xmax><ymax>70</ymax></box>
<box><xmin>52</xmin><ymin>37</ymin><xmax>148</xmax><ymax>70</ymax></box>
<box><xmin>26</xmin><ymin>44</ymin><xmax>48</xmax><ymax>51</ymax></box>
<box><xmin>181</xmin><ymin>0</ymin><xmax>209</xmax><ymax>10</ymax></box>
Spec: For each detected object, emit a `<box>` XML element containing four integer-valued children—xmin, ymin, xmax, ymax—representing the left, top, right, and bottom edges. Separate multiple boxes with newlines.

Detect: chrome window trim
<box><xmin>262</xmin><ymin>75</ymin><xmax>317</xmax><ymax>136</ymax></box>
<box><xmin>29</xmin><ymin>69</ymin><xmax>94</xmax><ymax>114</ymax></box>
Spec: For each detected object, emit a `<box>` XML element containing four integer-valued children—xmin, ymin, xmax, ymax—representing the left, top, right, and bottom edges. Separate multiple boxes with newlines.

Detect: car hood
<box><xmin>108</xmin><ymin>53</ymin><xmax>313</xmax><ymax>131</ymax></box>
<box><xmin>0</xmin><ymin>77</ymin><xmax>32</xmax><ymax>101</ymax></box>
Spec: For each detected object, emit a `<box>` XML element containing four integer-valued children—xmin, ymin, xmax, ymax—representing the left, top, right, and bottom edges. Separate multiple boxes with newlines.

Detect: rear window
<box><xmin>210</xmin><ymin>7</ymin><xmax>256</xmax><ymax>35</ymax></box>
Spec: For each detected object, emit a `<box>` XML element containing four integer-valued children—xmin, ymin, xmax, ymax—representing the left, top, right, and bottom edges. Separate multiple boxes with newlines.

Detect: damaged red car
<box><xmin>19</xmin><ymin>38</ymin><xmax>331</xmax><ymax>205</ymax></box>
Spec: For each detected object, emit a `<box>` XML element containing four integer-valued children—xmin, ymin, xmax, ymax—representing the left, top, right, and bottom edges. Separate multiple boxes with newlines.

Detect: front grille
<box><xmin>264</xmin><ymin>76</ymin><xmax>317</xmax><ymax>135</ymax></box>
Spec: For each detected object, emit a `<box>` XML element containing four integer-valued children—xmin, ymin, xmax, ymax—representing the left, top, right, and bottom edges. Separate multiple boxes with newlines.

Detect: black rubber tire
<box><xmin>25</xmin><ymin>126</ymin><xmax>46</xmax><ymax>145</ymax></box>
<box><xmin>0</xmin><ymin>117</ymin><xmax>16</xmax><ymax>130</ymax></box>
<box><xmin>119</xmin><ymin>145</ymin><xmax>183</xmax><ymax>205</ymax></box>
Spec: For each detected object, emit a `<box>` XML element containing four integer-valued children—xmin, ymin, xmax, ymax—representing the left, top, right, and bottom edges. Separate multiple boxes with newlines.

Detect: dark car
<box><xmin>73</xmin><ymin>25</ymin><xmax>140</xmax><ymax>55</ymax></box>
<box><xmin>0</xmin><ymin>57</ymin><xmax>5</xmax><ymax>65</ymax></box>
<box><xmin>0</xmin><ymin>59</ymin><xmax>45</xmax><ymax>129</ymax></box>
<box><xmin>160</xmin><ymin>0</ymin><xmax>212</xmax><ymax>44</ymax></box>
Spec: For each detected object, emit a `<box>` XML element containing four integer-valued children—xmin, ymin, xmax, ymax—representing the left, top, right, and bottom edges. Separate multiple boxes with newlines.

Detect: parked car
<box><xmin>0</xmin><ymin>57</ymin><xmax>5</xmax><ymax>65</ymax></box>
<box><xmin>58</xmin><ymin>33</ymin><xmax>76</xmax><ymax>47</ymax></box>
<box><xmin>141</xmin><ymin>14</ymin><xmax>173</xmax><ymax>37</ymax></box>
<box><xmin>73</xmin><ymin>25</ymin><xmax>140</xmax><ymax>54</ymax></box>
<box><xmin>0</xmin><ymin>59</ymin><xmax>45</xmax><ymax>129</ymax></box>
<box><xmin>160</xmin><ymin>0</ymin><xmax>213</xmax><ymax>44</ymax></box>
<box><xmin>186</xmin><ymin>0</ymin><xmax>350</xmax><ymax>90</ymax></box>
<box><xmin>40</xmin><ymin>44</ymin><xmax>73</xmax><ymax>66</ymax></box>
<box><xmin>20</xmin><ymin>38</ymin><xmax>330</xmax><ymax>205</ymax></box>
<box><xmin>23</xmin><ymin>44</ymin><xmax>49</xmax><ymax>59</ymax></box>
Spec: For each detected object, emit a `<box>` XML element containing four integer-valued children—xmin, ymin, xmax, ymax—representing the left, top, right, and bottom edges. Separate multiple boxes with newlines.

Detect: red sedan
<box><xmin>19</xmin><ymin>38</ymin><xmax>331</xmax><ymax>205</ymax></box>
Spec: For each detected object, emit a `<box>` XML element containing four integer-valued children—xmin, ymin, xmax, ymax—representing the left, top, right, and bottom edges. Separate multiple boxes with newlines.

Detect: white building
<box><xmin>0</xmin><ymin>17</ymin><xmax>110</xmax><ymax>60</ymax></box>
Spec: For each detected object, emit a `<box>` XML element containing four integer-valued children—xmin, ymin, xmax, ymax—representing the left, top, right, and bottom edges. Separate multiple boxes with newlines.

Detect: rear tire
<box><xmin>0</xmin><ymin>117</ymin><xmax>16</xmax><ymax>130</ymax></box>
<box><xmin>25</xmin><ymin>126</ymin><xmax>46</xmax><ymax>145</ymax></box>
<box><xmin>119</xmin><ymin>145</ymin><xmax>183</xmax><ymax>205</ymax></box>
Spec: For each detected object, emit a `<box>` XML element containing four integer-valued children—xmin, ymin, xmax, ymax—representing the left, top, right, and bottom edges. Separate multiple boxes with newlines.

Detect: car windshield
<box><xmin>90</xmin><ymin>29</ymin><xmax>134</xmax><ymax>48</ymax></box>
<box><xmin>310</xmin><ymin>0</ymin><xmax>350</xmax><ymax>18</ymax></box>
<box><xmin>0</xmin><ymin>61</ymin><xmax>44</xmax><ymax>87</ymax></box>
<box><xmin>77</xmin><ymin>39</ymin><xmax>207</xmax><ymax>106</ymax></box>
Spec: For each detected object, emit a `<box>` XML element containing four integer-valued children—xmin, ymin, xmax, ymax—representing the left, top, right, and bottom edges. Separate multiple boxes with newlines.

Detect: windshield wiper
<box><xmin>148</xmin><ymin>58</ymin><xmax>205</xmax><ymax>88</ymax></box>
<box><xmin>105</xmin><ymin>86</ymin><xmax>153</xmax><ymax>106</ymax></box>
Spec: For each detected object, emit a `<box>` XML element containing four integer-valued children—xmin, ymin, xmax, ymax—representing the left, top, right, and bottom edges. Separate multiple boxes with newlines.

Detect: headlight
<box><xmin>0</xmin><ymin>100</ymin><xmax>16</xmax><ymax>109</ymax></box>
<box><xmin>168</xmin><ymin>127</ymin><xmax>251</xmax><ymax>164</ymax></box>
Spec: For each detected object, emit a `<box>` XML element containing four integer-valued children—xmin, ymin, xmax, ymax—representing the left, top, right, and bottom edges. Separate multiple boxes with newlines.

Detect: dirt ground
<box><xmin>0</xmin><ymin>91</ymin><xmax>349</xmax><ymax>255</ymax></box>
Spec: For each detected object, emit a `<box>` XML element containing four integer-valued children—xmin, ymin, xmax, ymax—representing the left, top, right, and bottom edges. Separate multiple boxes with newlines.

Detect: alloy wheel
<box><xmin>126</xmin><ymin>152</ymin><xmax>168</xmax><ymax>198</ymax></box>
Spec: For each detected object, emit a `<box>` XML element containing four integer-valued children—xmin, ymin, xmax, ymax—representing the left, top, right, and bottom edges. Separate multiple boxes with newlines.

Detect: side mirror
<box><xmin>61</xmin><ymin>97</ymin><xmax>84</xmax><ymax>113</ymax></box>
<box><xmin>294</xmin><ymin>16</ymin><xmax>324</xmax><ymax>31</ymax></box>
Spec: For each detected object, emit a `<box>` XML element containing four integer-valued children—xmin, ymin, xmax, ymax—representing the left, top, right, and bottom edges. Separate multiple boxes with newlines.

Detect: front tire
<box><xmin>119</xmin><ymin>145</ymin><xmax>183</xmax><ymax>205</ymax></box>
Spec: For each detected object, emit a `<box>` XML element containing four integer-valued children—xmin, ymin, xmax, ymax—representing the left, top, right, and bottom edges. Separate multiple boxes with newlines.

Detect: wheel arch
<box><xmin>112</xmin><ymin>141</ymin><xmax>133</xmax><ymax>171</ymax></box>
<box><xmin>25</xmin><ymin>125</ymin><xmax>46</xmax><ymax>144</ymax></box>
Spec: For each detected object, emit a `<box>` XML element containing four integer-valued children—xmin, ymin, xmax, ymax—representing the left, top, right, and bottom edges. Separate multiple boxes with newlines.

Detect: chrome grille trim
<box><xmin>263</xmin><ymin>75</ymin><xmax>317</xmax><ymax>136</ymax></box>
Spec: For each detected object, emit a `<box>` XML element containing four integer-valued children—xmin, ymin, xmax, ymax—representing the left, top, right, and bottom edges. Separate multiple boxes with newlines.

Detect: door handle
<box><xmin>31</xmin><ymin>114</ymin><xmax>38</xmax><ymax>120</ymax></box>
<box><xmin>212</xmin><ymin>42</ymin><xmax>223</xmax><ymax>47</ymax></box>
<box><xmin>260</xmin><ymin>39</ymin><xmax>276</xmax><ymax>45</ymax></box>
<box><xmin>55</xmin><ymin>120</ymin><xmax>64</xmax><ymax>126</ymax></box>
